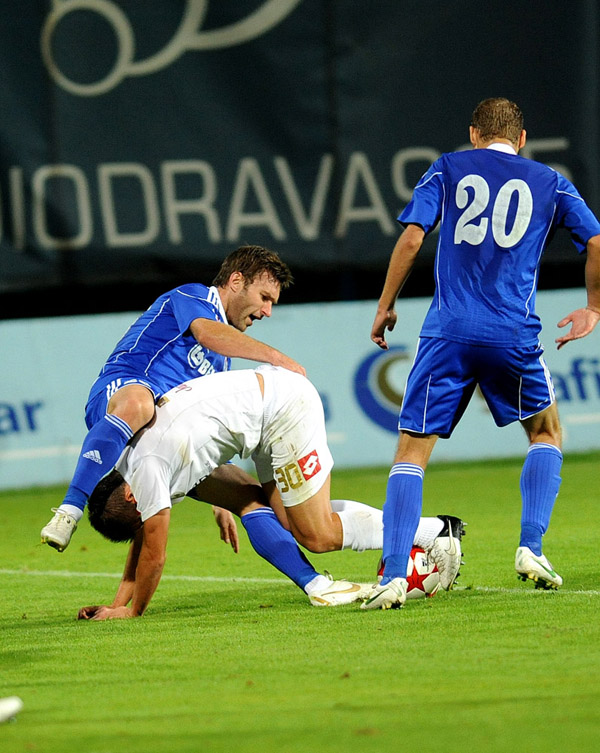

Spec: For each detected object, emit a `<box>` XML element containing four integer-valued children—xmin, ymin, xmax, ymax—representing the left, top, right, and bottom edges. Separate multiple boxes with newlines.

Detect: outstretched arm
<box><xmin>190</xmin><ymin>318</ymin><xmax>305</xmax><ymax>375</ymax></box>
<box><xmin>77</xmin><ymin>530</ymin><xmax>144</xmax><ymax>620</ymax></box>
<box><xmin>371</xmin><ymin>224</ymin><xmax>425</xmax><ymax>350</ymax></box>
<box><xmin>79</xmin><ymin>510</ymin><xmax>170</xmax><ymax>621</ymax></box>
<box><xmin>556</xmin><ymin>234</ymin><xmax>600</xmax><ymax>349</ymax></box>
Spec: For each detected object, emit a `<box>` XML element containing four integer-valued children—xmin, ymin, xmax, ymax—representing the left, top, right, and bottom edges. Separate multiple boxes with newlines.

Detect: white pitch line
<box><xmin>1</xmin><ymin>569</ymin><xmax>599</xmax><ymax>595</ymax></box>
<box><xmin>454</xmin><ymin>585</ymin><xmax>600</xmax><ymax>596</ymax></box>
<box><xmin>0</xmin><ymin>445</ymin><xmax>81</xmax><ymax>461</ymax></box>
<box><xmin>0</xmin><ymin>568</ymin><xmax>289</xmax><ymax>585</ymax></box>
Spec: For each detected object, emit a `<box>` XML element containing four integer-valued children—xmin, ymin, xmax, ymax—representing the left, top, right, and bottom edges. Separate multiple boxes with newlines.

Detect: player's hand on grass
<box><xmin>78</xmin><ymin>605</ymin><xmax>135</xmax><ymax>620</ymax></box>
<box><xmin>90</xmin><ymin>606</ymin><xmax>134</xmax><ymax>620</ymax></box>
<box><xmin>78</xmin><ymin>605</ymin><xmax>104</xmax><ymax>620</ymax></box>
<box><xmin>212</xmin><ymin>506</ymin><xmax>240</xmax><ymax>553</ymax></box>
<box><xmin>556</xmin><ymin>306</ymin><xmax>600</xmax><ymax>349</ymax></box>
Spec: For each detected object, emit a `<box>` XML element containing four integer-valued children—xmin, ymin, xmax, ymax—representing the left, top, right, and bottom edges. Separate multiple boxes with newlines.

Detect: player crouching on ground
<box><xmin>79</xmin><ymin>365</ymin><xmax>383</xmax><ymax>619</ymax></box>
<box><xmin>77</xmin><ymin>366</ymin><xmax>465</xmax><ymax>619</ymax></box>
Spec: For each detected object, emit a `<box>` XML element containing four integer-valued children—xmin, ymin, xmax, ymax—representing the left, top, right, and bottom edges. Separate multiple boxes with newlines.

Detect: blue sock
<box><xmin>519</xmin><ymin>443</ymin><xmax>563</xmax><ymax>556</ymax></box>
<box><xmin>381</xmin><ymin>463</ymin><xmax>424</xmax><ymax>584</ymax></box>
<box><xmin>241</xmin><ymin>508</ymin><xmax>318</xmax><ymax>591</ymax></box>
<box><xmin>63</xmin><ymin>414</ymin><xmax>134</xmax><ymax>511</ymax></box>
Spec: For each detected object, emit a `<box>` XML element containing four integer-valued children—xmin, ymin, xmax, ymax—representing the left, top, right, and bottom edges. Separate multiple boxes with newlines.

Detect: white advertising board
<box><xmin>1</xmin><ymin>290</ymin><xmax>598</xmax><ymax>490</ymax></box>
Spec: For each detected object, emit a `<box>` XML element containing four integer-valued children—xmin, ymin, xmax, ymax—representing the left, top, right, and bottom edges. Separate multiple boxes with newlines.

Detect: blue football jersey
<box><xmin>88</xmin><ymin>284</ymin><xmax>231</xmax><ymax>402</ymax></box>
<box><xmin>400</xmin><ymin>146</ymin><xmax>600</xmax><ymax>346</ymax></box>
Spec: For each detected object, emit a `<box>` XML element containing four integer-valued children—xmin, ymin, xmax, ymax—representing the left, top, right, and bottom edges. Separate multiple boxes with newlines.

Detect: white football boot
<box><xmin>515</xmin><ymin>546</ymin><xmax>563</xmax><ymax>590</ymax></box>
<box><xmin>308</xmin><ymin>575</ymin><xmax>374</xmax><ymax>606</ymax></box>
<box><xmin>360</xmin><ymin>577</ymin><xmax>407</xmax><ymax>610</ymax></box>
<box><xmin>40</xmin><ymin>508</ymin><xmax>78</xmax><ymax>552</ymax></box>
<box><xmin>0</xmin><ymin>697</ymin><xmax>23</xmax><ymax>724</ymax></box>
<box><xmin>426</xmin><ymin>514</ymin><xmax>466</xmax><ymax>590</ymax></box>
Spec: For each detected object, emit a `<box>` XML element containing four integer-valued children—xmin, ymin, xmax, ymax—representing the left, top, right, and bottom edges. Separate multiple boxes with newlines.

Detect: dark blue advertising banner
<box><xmin>1</xmin><ymin>1</ymin><xmax>598</xmax><ymax>311</ymax></box>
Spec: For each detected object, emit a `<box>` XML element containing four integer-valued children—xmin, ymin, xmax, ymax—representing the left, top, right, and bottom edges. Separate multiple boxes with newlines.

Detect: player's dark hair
<box><xmin>212</xmin><ymin>245</ymin><xmax>294</xmax><ymax>289</ymax></box>
<box><xmin>87</xmin><ymin>469</ymin><xmax>141</xmax><ymax>543</ymax></box>
<box><xmin>471</xmin><ymin>98</ymin><xmax>524</xmax><ymax>146</ymax></box>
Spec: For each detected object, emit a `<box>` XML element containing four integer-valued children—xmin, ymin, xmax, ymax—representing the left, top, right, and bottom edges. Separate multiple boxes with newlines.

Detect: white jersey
<box><xmin>116</xmin><ymin>366</ymin><xmax>333</xmax><ymax>521</ymax></box>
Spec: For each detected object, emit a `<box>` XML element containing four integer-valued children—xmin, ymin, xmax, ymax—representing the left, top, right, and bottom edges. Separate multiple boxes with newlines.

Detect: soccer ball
<box><xmin>376</xmin><ymin>546</ymin><xmax>440</xmax><ymax>598</ymax></box>
<box><xmin>406</xmin><ymin>546</ymin><xmax>440</xmax><ymax>599</ymax></box>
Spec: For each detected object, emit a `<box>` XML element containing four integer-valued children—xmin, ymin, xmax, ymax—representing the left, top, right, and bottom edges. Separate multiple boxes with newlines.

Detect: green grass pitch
<box><xmin>1</xmin><ymin>452</ymin><xmax>600</xmax><ymax>752</ymax></box>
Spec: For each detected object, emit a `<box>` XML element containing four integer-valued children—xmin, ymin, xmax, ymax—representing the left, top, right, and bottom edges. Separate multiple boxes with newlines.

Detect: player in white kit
<box><xmin>79</xmin><ymin>366</ymin><xmax>379</xmax><ymax>618</ymax></box>
<box><xmin>78</xmin><ymin>366</ymin><xmax>462</xmax><ymax>619</ymax></box>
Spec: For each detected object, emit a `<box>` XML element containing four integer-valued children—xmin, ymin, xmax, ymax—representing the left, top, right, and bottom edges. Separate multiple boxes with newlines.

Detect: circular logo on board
<box><xmin>353</xmin><ymin>346</ymin><xmax>411</xmax><ymax>433</ymax></box>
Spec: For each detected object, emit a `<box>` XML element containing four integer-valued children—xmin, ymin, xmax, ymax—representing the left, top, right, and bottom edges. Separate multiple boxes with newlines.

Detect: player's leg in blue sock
<box><xmin>62</xmin><ymin>414</ymin><xmax>134</xmax><ymax>512</ymax></box>
<box><xmin>241</xmin><ymin>508</ymin><xmax>318</xmax><ymax>590</ymax></box>
<box><xmin>519</xmin><ymin>443</ymin><xmax>563</xmax><ymax>556</ymax></box>
<box><xmin>380</xmin><ymin>463</ymin><xmax>424</xmax><ymax>584</ymax></box>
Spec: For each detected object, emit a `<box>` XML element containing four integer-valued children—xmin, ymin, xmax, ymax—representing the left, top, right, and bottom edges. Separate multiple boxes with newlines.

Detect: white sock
<box><xmin>332</xmin><ymin>500</ymin><xmax>443</xmax><ymax>550</ymax></box>
<box><xmin>413</xmin><ymin>517</ymin><xmax>444</xmax><ymax>549</ymax></box>
<box><xmin>334</xmin><ymin>501</ymin><xmax>383</xmax><ymax>552</ymax></box>
<box><xmin>330</xmin><ymin>499</ymin><xmax>370</xmax><ymax>514</ymax></box>
<box><xmin>304</xmin><ymin>574</ymin><xmax>331</xmax><ymax>595</ymax></box>
<box><xmin>58</xmin><ymin>504</ymin><xmax>84</xmax><ymax>522</ymax></box>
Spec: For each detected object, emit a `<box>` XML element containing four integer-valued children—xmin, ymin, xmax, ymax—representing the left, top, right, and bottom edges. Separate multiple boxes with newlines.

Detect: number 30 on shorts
<box><xmin>274</xmin><ymin>450</ymin><xmax>322</xmax><ymax>493</ymax></box>
<box><xmin>274</xmin><ymin>463</ymin><xmax>305</xmax><ymax>493</ymax></box>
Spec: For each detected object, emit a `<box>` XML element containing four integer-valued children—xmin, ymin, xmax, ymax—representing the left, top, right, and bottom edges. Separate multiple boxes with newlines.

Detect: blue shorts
<box><xmin>399</xmin><ymin>337</ymin><xmax>555</xmax><ymax>438</ymax></box>
<box><xmin>85</xmin><ymin>375</ymin><xmax>160</xmax><ymax>429</ymax></box>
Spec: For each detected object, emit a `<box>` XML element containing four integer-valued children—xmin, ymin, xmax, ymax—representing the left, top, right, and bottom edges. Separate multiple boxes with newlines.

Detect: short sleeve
<box><xmin>398</xmin><ymin>159</ymin><xmax>444</xmax><ymax>234</ymax></box>
<box><xmin>554</xmin><ymin>173</ymin><xmax>600</xmax><ymax>254</ymax></box>
<box><xmin>170</xmin><ymin>287</ymin><xmax>222</xmax><ymax>334</ymax></box>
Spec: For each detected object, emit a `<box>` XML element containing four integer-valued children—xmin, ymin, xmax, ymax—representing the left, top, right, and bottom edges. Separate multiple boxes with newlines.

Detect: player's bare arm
<box><xmin>77</xmin><ymin>530</ymin><xmax>143</xmax><ymax>619</ymax></box>
<box><xmin>190</xmin><ymin>317</ymin><xmax>305</xmax><ymax>376</ymax></box>
<box><xmin>556</xmin><ymin>234</ymin><xmax>600</xmax><ymax>349</ymax></box>
<box><xmin>110</xmin><ymin>530</ymin><xmax>144</xmax><ymax>606</ymax></box>
<box><xmin>212</xmin><ymin>507</ymin><xmax>240</xmax><ymax>553</ymax></box>
<box><xmin>371</xmin><ymin>224</ymin><xmax>425</xmax><ymax>350</ymax></box>
<box><xmin>89</xmin><ymin>509</ymin><xmax>170</xmax><ymax>620</ymax></box>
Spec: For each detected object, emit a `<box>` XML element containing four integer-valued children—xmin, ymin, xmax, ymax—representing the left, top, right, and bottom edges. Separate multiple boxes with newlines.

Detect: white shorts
<box><xmin>254</xmin><ymin>366</ymin><xmax>333</xmax><ymax>507</ymax></box>
<box><xmin>122</xmin><ymin>367</ymin><xmax>333</xmax><ymax>519</ymax></box>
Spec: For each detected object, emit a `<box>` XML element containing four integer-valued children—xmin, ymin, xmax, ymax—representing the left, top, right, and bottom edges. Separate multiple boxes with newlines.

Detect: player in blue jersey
<box><xmin>363</xmin><ymin>98</ymin><xmax>600</xmax><ymax>609</ymax></box>
<box><xmin>41</xmin><ymin>246</ymin><xmax>305</xmax><ymax>552</ymax></box>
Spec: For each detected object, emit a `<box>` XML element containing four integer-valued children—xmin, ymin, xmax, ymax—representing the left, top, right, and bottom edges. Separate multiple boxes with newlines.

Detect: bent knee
<box><xmin>108</xmin><ymin>395</ymin><xmax>155</xmax><ymax>433</ymax></box>
<box><xmin>528</xmin><ymin>421</ymin><xmax>562</xmax><ymax>448</ymax></box>
<box><xmin>522</xmin><ymin>404</ymin><xmax>562</xmax><ymax>447</ymax></box>
<box><xmin>295</xmin><ymin>531</ymin><xmax>339</xmax><ymax>554</ymax></box>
